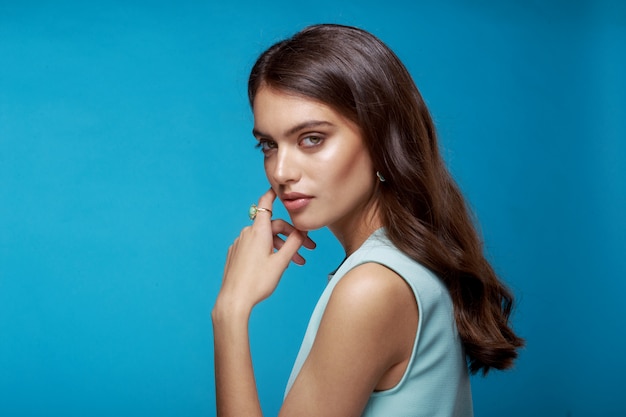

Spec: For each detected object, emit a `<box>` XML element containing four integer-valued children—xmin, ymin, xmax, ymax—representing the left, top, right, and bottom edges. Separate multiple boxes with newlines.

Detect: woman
<box><xmin>212</xmin><ymin>24</ymin><xmax>523</xmax><ymax>416</ymax></box>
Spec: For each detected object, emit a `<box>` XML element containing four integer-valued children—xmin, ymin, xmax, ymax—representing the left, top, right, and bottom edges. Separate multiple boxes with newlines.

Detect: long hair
<box><xmin>248</xmin><ymin>24</ymin><xmax>523</xmax><ymax>374</ymax></box>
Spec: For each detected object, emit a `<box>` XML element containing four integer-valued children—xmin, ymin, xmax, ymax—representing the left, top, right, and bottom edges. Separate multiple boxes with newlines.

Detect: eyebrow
<box><xmin>252</xmin><ymin>120</ymin><xmax>334</xmax><ymax>139</ymax></box>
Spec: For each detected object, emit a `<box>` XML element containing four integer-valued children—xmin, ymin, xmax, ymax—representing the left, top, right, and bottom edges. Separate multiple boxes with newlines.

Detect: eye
<box><xmin>300</xmin><ymin>136</ymin><xmax>323</xmax><ymax>148</ymax></box>
<box><xmin>255</xmin><ymin>139</ymin><xmax>277</xmax><ymax>154</ymax></box>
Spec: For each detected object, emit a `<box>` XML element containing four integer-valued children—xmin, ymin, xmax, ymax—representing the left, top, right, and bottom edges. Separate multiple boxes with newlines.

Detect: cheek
<box><xmin>345</xmin><ymin>156</ymin><xmax>376</xmax><ymax>201</ymax></box>
<box><xmin>319</xmin><ymin>143</ymin><xmax>367</xmax><ymax>178</ymax></box>
<box><xmin>263</xmin><ymin>159</ymin><xmax>274</xmax><ymax>184</ymax></box>
<box><xmin>334</xmin><ymin>149</ymin><xmax>373</xmax><ymax>185</ymax></box>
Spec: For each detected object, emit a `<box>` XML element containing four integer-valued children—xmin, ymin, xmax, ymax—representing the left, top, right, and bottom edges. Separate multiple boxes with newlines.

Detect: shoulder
<box><xmin>324</xmin><ymin>262</ymin><xmax>418</xmax><ymax>340</ymax></box>
<box><xmin>332</xmin><ymin>262</ymin><xmax>416</xmax><ymax>309</ymax></box>
<box><xmin>281</xmin><ymin>262</ymin><xmax>420</xmax><ymax>414</ymax></box>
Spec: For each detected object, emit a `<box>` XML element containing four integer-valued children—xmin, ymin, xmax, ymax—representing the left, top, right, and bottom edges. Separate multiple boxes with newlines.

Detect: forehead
<box><xmin>254</xmin><ymin>88</ymin><xmax>331</xmax><ymax>117</ymax></box>
<box><xmin>252</xmin><ymin>87</ymin><xmax>355</xmax><ymax>135</ymax></box>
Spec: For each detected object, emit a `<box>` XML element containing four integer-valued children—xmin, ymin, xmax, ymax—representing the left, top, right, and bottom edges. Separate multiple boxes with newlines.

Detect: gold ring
<box><xmin>249</xmin><ymin>204</ymin><xmax>272</xmax><ymax>220</ymax></box>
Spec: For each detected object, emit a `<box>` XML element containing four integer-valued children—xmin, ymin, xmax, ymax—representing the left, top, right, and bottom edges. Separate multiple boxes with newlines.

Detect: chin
<box><xmin>289</xmin><ymin>215</ymin><xmax>325</xmax><ymax>233</ymax></box>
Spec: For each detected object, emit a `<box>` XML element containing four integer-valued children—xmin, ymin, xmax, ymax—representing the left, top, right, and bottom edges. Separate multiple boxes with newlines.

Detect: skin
<box><xmin>212</xmin><ymin>87</ymin><xmax>418</xmax><ymax>416</ymax></box>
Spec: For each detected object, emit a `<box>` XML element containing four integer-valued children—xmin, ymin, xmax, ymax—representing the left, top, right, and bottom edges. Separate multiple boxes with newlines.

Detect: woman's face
<box><xmin>252</xmin><ymin>87</ymin><xmax>378</xmax><ymax>236</ymax></box>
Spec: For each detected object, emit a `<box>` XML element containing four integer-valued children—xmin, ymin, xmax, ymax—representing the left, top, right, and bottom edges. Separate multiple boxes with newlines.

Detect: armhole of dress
<box><xmin>350</xmin><ymin>260</ymin><xmax>424</xmax><ymax>396</ymax></box>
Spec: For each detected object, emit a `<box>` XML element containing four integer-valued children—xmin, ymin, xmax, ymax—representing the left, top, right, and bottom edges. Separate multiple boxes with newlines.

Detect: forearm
<box><xmin>212</xmin><ymin>298</ymin><xmax>263</xmax><ymax>417</ymax></box>
<box><xmin>212</xmin><ymin>191</ymin><xmax>311</xmax><ymax>416</ymax></box>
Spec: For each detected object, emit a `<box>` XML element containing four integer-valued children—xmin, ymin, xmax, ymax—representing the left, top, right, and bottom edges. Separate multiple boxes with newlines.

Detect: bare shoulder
<box><xmin>321</xmin><ymin>261</ymin><xmax>419</xmax><ymax>364</ymax></box>
<box><xmin>321</xmin><ymin>262</ymin><xmax>419</xmax><ymax>390</ymax></box>
<box><xmin>281</xmin><ymin>262</ymin><xmax>419</xmax><ymax>415</ymax></box>
<box><xmin>330</xmin><ymin>262</ymin><xmax>418</xmax><ymax>318</ymax></box>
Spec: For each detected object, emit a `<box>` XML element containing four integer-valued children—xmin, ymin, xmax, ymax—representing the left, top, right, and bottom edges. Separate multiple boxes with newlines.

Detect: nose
<box><xmin>269</xmin><ymin>148</ymin><xmax>300</xmax><ymax>185</ymax></box>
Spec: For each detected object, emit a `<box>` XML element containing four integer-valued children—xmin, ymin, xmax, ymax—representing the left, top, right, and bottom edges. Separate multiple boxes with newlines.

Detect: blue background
<box><xmin>1</xmin><ymin>1</ymin><xmax>625</xmax><ymax>416</ymax></box>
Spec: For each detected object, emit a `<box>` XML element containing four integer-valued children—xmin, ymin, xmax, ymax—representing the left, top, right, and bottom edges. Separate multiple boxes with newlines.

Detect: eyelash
<box><xmin>300</xmin><ymin>136</ymin><xmax>323</xmax><ymax>147</ymax></box>
<box><xmin>254</xmin><ymin>140</ymin><xmax>276</xmax><ymax>154</ymax></box>
<box><xmin>254</xmin><ymin>135</ymin><xmax>325</xmax><ymax>154</ymax></box>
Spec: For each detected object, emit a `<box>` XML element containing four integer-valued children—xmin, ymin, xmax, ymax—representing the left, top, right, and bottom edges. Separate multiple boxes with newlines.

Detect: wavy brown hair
<box><xmin>248</xmin><ymin>24</ymin><xmax>523</xmax><ymax>374</ymax></box>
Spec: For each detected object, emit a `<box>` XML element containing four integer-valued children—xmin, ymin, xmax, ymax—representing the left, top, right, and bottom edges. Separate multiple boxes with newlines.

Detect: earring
<box><xmin>376</xmin><ymin>171</ymin><xmax>386</xmax><ymax>182</ymax></box>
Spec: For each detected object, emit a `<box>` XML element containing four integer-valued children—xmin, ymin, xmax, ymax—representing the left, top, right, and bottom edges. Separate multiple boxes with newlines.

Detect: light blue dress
<box><xmin>285</xmin><ymin>229</ymin><xmax>473</xmax><ymax>416</ymax></box>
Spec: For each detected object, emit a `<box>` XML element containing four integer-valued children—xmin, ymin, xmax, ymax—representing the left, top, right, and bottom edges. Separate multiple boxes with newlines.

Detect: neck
<box><xmin>329</xmin><ymin>202</ymin><xmax>382</xmax><ymax>256</ymax></box>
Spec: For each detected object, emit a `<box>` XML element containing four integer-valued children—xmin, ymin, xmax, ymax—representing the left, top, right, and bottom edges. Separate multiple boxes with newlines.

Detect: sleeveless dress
<box><xmin>285</xmin><ymin>229</ymin><xmax>473</xmax><ymax>416</ymax></box>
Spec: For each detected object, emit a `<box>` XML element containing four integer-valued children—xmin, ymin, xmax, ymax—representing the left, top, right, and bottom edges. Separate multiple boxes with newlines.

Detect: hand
<box><xmin>217</xmin><ymin>189</ymin><xmax>316</xmax><ymax>311</ymax></box>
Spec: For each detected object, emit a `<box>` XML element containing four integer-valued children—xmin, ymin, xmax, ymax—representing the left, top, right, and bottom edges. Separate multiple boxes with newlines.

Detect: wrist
<box><xmin>212</xmin><ymin>293</ymin><xmax>253</xmax><ymax>325</ymax></box>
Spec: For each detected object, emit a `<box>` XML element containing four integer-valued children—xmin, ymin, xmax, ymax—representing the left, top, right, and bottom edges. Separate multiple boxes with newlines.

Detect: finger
<box><xmin>256</xmin><ymin>188</ymin><xmax>276</xmax><ymax>213</ymax></box>
<box><xmin>273</xmin><ymin>229</ymin><xmax>307</xmax><ymax>269</ymax></box>
<box><xmin>270</xmin><ymin>219</ymin><xmax>296</xmax><ymax>237</ymax></box>
<box><xmin>272</xmin><ymin>235</ymin><xmax>285</xmax><ymax>251</ymax></box>
<box><xmin>290</xmin><ymin>252</ymin><xmax>306</xmax><ymax>266</ymax></box>
<box><xmin>271</xmin><ymin>219</ymin><xmax>316</xmax><ymax>250</ymax></box>
<box><xmin>224</xmin><ymin>245</ymin><xmax>233</xmax><ymax>270</ymax></box>
<box><xmin>273</xmin><ymin>234</ymin><xmax>306</xmax><ymax>265</ymax></box>
<box><xmin>252</xmin><ymin>188</ymin><xmax>277</xmax><ymax>229</ymax></box>
<box><xmin>301</xmin><ymin>234</ymin><xmax>316</xmax><ymax>250</ymax></box>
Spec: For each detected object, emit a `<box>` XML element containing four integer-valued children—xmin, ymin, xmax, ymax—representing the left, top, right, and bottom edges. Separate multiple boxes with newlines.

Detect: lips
<box><xmin>281</xmin><ymin>192</ymin><xmax>313</xmax><ymax>212</ymax></box>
